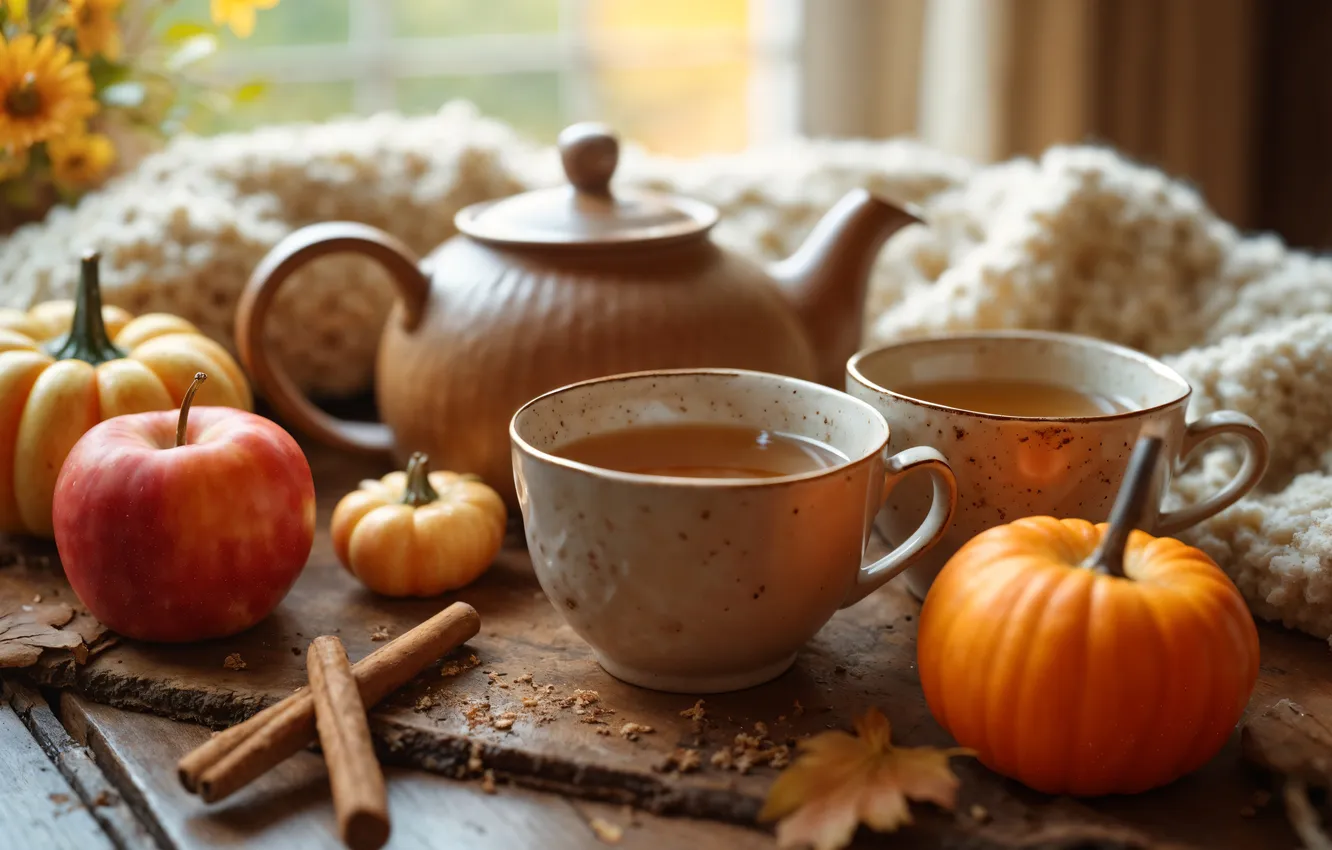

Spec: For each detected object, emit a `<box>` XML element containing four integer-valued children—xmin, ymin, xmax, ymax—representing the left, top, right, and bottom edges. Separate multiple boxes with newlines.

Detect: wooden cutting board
<box><xmin>0</xmin><ymin>442</ymin><xmax>1318</xmax><ymax>849</ymax></box>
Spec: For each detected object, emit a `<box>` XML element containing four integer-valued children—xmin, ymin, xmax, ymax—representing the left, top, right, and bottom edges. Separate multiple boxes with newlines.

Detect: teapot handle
<box><xmin>234</xmin><ymin>222</ymin><xmax>430</xmax><ymax>455</ymax></box>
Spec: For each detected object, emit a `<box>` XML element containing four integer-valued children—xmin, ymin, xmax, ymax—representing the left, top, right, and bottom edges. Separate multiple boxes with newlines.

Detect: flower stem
<box><xmin>176</xmin><ymin>372</ymin><xmax>207</xmax><ymax>448</ymax></box>
<box><xmin>45</xmin><ymin>250</ymin><xmax>127</xmax><ymax>365</ymax></box>
<box><xmin>1085</xmin><ymin>435</ymin><xmax>1164</xmax><ymax>578</ymax></box>
<box><xmin>400</xmin><ymin>452</ymin><xmax>440</xmax><ymax>507</ymax></box>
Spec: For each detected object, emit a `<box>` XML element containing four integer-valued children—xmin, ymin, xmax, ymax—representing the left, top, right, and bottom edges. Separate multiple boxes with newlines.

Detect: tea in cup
<box><xmin>509</xmin><ymin>369</ymin><xmax>958</xmax><ymax>693</ymax></box>
<box><xmin>847</xmin><ymin>330</ymin><xmax>1269</xmax><ymax>599</ymax></box>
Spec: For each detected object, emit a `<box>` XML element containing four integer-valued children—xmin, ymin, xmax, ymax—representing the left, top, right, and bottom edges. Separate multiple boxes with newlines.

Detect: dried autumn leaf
<box><xmin>0</xmin><ymin>602</ymin><xmax>84</xmax><ymax>668</ymax></box>
<box><xmin>1285</xmin><ymin>778</ymin><xmax>1332</xmax><ymax>850</ymax></box>
<box><xmin>588</xmin><ymin>817</ymin><xmax>623</xmax><ymax>845</ymax></box>
<box><xmin>758</xmin><ymin>707</ymin><xmax>973</xmax><ymax>850</ymax></box>
<box><xmin>1241</xmin><ymin>699</ymin><xmax>1332</xmax><ymax>786</ymax></box>
<box><xmin>1241</xmin><ymin>701</ymin><xmax>1332</xmax><ymax>850</ymax></box>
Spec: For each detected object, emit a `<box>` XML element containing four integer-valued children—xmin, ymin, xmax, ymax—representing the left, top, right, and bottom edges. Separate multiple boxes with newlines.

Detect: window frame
<box><xmin>197</xmin><ymin>0</ymin><xmax>812</xmax><ymax>150</ymax></box>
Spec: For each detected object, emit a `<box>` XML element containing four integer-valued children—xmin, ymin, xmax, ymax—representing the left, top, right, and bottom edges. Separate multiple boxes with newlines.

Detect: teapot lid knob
<box><xmin>558</xmin><ymin>122</ymin><xmax>618</xmax><ymax>197</ymax></box>
<box><xmin>453</xmin><ymin>122</ymin><xmax>718</xmax><ymax>247</ymax></box>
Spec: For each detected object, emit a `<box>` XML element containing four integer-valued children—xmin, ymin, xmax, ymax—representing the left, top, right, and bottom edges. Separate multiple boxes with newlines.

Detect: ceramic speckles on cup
<box><xmin>509</xmin><ymin>369</ymin><xmax>958</xmax><ymax>693</ymax></box>
<box><xmin>847</xmin><ymin>330</ymin><xmax>1270</xmax><ymax>600</ymax></box>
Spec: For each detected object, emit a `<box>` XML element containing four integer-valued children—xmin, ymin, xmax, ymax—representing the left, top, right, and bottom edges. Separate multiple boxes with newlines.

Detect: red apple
<box><xmin>53</xmin><ymin>372</ymin><xmax>315</xmax><ymax>642</ymax></box>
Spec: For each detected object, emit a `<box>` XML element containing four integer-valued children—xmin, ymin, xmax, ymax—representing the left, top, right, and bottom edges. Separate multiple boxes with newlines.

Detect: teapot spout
<box><xmin>770</xmin><ymin>189</ymin><xmax>922</xmax><ymax>386</ymax></box>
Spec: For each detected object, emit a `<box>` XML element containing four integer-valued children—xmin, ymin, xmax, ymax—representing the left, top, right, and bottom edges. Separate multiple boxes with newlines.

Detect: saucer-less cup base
<box><xmin>510</xmin><ymin>369</ymin><xmax>956</xmax><ymax>694</ymax></box>
<box><xmin>595</xmin><ymin>650</ymin><xmax>798</xmax><ymax>693</ymax></box>
<box><xmin>847</xmin><ymin>331</ymin><xmax>1269</xmax><ymax>601</ymax></box>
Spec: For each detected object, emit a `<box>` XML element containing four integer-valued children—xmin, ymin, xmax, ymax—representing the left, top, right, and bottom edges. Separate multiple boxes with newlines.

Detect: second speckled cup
<box><xmin>847</xmin><ymin>330</ymin><xmax>1269</xmax><ymax>600</ymax></box>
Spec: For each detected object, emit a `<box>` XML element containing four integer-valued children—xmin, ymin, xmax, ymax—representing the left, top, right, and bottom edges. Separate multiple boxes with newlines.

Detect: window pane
<box><xmin>390</xmin><ymin>0</ymin><xmax>560</xmax><ymax>38</ymax></box>
<box><xmin>190</xmin><ymin>82</ymin><xmax>356</xmax><ymax>134</ymax></box>
<box><xmin>583</xmin><ymin>0</ymin><xmax>752</xmax><ymax>154</ymax></box>
<box><xmin>396</xmin><ymin>73</ymin><xmax>562</xmax><ymax>142</ymax></box>
<box><xmin>585</xmin><ymin>0</ymin><xmax>748</xmax><ymax>33</ymax></box>
<box><xmin>153</xmin><ymin>0</ymin><xmax>351</xmax><ymax>47</ymax></box>
<box><xmin>592</xmin><ymin>63</ymin><xmax>750</xmax><ymax>156</ymax></box>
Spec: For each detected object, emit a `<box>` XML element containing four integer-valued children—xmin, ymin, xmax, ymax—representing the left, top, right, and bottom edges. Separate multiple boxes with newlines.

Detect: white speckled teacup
<box><xmin>510</xmin><ymin>369</ymin><xmax>957</xmax><ymax>693</ymax></box>
<box><xmin>847</xmin><ymin>330</ymin><xmax>1270</xmax><ymax>600</ymax></box>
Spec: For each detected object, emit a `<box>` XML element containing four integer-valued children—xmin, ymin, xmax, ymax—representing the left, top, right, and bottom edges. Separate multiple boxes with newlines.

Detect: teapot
<box><xmin>235</xmin><ymin>122</ymin><xmax>922</xmax><ymax>506</ymax></box>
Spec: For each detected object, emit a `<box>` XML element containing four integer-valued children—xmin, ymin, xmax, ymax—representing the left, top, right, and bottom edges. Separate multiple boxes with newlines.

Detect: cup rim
<box><xmin>846</xmin><ymin>329</ymin><xmax>1192</xmax><ymax>423</ymax></box>
<box><xmin>509</xmin><ymin>367</ymin><xmax>890</xmax><ymax>488</ymax></box>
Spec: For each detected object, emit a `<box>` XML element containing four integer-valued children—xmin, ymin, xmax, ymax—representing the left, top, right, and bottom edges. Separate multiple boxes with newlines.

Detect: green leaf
<box><xmin>232</xmin><ymin>80</ymin><xmax>269</xmax><ymax>104</ymax></box>
<box><xmin>100</xmin><ymin>82</ymin><xmax>147</xmax><ymax>108</ymax></box>
<box><xmin>164</xmin><ymin>21</ymin><xmax>214</xmax><ymax>45</ymax></box>
<box><xmin>165</xmin><ymin>34</ymin><xmax>218</xmax><ymax>72</ymax></box>
<box><xmin>88</xmin><ymin>57</ymin><xmax>133</xmax><ymax>89</ymax></box>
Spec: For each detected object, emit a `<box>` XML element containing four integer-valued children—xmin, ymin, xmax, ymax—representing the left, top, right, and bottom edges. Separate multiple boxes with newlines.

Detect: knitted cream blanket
<box><xmin>2</xmin><ymin>103</ymin><xmax>1329</xmax><ymax>643</ymax></box>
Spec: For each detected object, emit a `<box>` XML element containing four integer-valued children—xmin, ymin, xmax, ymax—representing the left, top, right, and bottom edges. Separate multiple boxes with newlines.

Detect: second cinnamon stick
<box><xmin>309</xmin><ymin>635</ymin><xmax>390</xmax><ymax>850</ymax></box>
<box><xmin>179</xmin><ymin>601</ymin><xmax>480</xmax><ymax>802</ymax></box>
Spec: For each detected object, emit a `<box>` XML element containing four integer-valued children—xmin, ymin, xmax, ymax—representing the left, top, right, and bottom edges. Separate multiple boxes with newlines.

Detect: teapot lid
<box><xmin>454</xmin><ymin>123</ymin><xmax>719</xmax><ymax>247</ymax></box>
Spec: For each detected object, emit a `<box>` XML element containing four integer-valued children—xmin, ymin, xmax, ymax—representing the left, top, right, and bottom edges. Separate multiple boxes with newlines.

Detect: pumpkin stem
<box><xmin>1086</xmin><ymin>435</ymin><xmax>1165</xmax><ymax>577</ymax></box>
<box><xmin>175</xmin><ymin>372</ymin><xmax>207</xmax><ymax>448</ymax></box>
<box><xmin>401</xmin><ymin>452</ymin><xmax>440</xmax><ymax>507</ymax></box>
<box><xmin>44</xmin><ymin>251</ymin><xmax>127</xmax><ymax>365</ymax></box>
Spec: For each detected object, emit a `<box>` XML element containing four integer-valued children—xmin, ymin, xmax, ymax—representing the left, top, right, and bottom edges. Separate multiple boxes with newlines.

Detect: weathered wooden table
<box><xmin>0</xmin><ymin>440</ymin><xmax>1323</xmax><ymax>849</ymax></box>
<box><xmin>3</xmin><ymin>681</ymin><xmax>783</xmax><ymax>849</ymax></box>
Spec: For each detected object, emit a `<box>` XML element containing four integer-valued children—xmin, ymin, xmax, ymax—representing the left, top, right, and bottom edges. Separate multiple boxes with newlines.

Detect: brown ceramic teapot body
<box><xmin>235</xmin><ymin>124</ymin><xmax>920</xmax><ymax>506</ymax></box>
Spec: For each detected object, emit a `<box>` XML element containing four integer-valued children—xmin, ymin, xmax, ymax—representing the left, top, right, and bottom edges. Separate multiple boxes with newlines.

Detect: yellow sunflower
<box><xmin>0</xmin><ymin>35</ymin><xmax>98</xmax><ymax>153</ymax></box>
<box><xmin>47</xmin><ymin>131</ymin><xmax>115</xmax><ymax>189</ymax></box>
<box><xmin>210</xmin><ymin>0</ymin><xmax>279</xmax><ymax>39</ymax></box>
<box><xmin>59</xmin><ymin>0</ymin><xmax>125</xmax><ymax>61</ymax></box>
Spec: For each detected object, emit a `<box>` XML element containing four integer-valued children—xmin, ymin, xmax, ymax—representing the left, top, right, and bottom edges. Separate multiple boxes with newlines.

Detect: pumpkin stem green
<box><xmin>401</xmin><ymin>452</ymin><xmax>440</xmax><ymax>507</ymax></box>
<box><xmin>44</xmin><ymin>251</ymin><xmax>127</xmax><ymax>365</ymax></box>
<box><xmin>175</xmin><ymin>372</ymin><xmax>208</xmax><ymax>448</ymax></box>
<box><xmin>1085</xmin><ymin>435</ymin><xmax>1165</xmax><ymax>578</ymax></box>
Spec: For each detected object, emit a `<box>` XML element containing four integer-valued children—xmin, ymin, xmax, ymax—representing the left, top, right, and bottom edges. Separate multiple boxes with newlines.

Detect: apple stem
<box><xmin>400</xmin><ymin>452</ymin><xmax>440</xmax><ymax>507</ymax></box>
<box><xmin>1084</xmin><ymin>435</ymin><xmax>1164</xmax><ymax>578</ymax></box>
<box><xmin>45</xmin><ymin>250</ymin><xmax>127</xmax><ymax>365</ymax></box>
<box><xmin>176</xmin><ymin>372</ymin><xmax>208</xmax><ymax>448</ymax></box>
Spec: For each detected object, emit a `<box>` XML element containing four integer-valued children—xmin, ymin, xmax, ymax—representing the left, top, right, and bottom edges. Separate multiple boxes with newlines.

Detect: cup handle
<box><xmin>840</xmin><ymin>447</ymin><xmax>958</xmax><ymax>608</ymax></box>
<box><xmin>1154</xmin><ymin>411</ymin><xmax>1269</xmax><ymax>537</ymax></box>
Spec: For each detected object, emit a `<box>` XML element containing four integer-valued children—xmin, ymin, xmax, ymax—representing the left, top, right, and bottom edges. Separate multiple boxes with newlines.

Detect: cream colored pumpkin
<box><xmin>0</xmin><ymin>254</ymin><xmax>252</xmax><ymax>537</ymax></box>
<box><xmin>331</xmin><ymin>453</ymin><xmax>507</xmax><ymax>597</ymax></box>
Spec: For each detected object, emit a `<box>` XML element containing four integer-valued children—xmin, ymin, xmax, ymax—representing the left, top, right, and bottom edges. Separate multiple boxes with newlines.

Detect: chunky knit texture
<box><xmin>2</xmin><ymin>102</ymin><xmax>1329</xmax><ymax>641</ymax></box>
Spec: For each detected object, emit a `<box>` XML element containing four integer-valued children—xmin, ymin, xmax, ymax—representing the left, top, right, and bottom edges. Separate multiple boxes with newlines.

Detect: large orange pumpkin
<box><xmin>916</xmin><ymin>514</ymin><xmax>1259</xmax><ymax>796</ymax></box>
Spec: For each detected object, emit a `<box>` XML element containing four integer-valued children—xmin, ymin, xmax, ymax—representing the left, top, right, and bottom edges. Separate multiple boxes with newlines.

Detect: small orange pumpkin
<box><xmin>331</xmin><ymin>452</ymin><xmax>507</xmax><ymax>597</ymax></box>
<box><xmin>916</xmin><ymin>439</ymin><xmax>1260</xmax><ymax>797</ymax></box>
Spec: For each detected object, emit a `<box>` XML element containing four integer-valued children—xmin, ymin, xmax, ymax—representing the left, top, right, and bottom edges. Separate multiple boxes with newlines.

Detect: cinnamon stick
<box><xmin>308</xmin><ymin>635</ymin><xmax>390</xmax><ymax>850</ymax></box>
<box><xmin>177</xmin><ymin>601</ymin><xmax>480</xmax><ymax>802</ymax></box>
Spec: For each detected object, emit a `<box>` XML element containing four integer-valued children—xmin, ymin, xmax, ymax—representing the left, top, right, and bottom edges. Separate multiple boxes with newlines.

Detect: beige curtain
<box><xmin>800</xmin><ymin>0</ymin><xmax>927</xmax><ymax>140</ymax></box>
<box><xmin>992</xmin><ymin>0</ymin><xmax>1259</xmax><ymax>227</ymax></box>
<box><xmin>806</xmin><ymin>0</ymin><xmax>1261</xmax><ymax>227</ymax></box>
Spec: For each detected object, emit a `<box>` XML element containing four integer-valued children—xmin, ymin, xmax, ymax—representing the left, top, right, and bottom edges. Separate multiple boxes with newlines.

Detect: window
<box><xmin>156</xmin><ymin>0</ymin><xmax>804</xmax><ymax>157</ymax></box>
